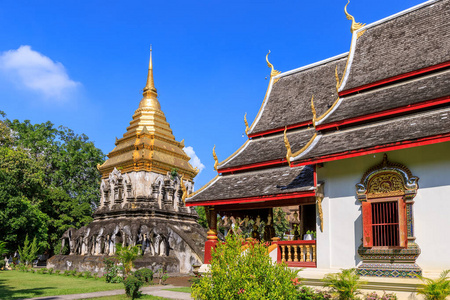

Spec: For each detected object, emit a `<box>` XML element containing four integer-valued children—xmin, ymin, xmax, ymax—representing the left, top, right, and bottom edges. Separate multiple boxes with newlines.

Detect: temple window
<box><xmin>356</xmin><ymin>154</ymin><xmax>421</xmax><ymax>277</ymax></box>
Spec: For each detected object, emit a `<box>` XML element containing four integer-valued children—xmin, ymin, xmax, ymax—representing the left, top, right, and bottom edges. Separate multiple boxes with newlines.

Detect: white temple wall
<box><xmin>316</xmin><ymin>142</ymin><xmax>450</xmax><ymax>272</ymax></box>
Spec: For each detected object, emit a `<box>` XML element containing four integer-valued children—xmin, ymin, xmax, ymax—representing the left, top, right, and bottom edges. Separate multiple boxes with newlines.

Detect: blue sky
<box><xmin>0</xmin><ymin>0</ymin><xmax>425</xmax><ymax>188</ymax></box>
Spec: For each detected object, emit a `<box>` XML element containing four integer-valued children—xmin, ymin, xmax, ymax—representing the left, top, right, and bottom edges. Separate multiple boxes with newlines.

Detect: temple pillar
<box><xmin>204</xmin><ymin>206</ymin><xmax>218</xmax><ymax>264</ymax></box>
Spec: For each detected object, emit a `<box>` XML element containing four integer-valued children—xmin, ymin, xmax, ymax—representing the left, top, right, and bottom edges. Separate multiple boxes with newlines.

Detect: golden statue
<box><xmin>180</xmin><ymin>175</ymin><xmax>187</xmax><ymax>203</ymax></box>
<box><xmin>212</xmin><ymin>145</ymin><xmax>219</xmax><ymax>171</ymax></box>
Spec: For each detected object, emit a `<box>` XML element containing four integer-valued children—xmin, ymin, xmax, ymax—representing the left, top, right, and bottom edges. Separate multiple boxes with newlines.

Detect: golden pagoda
<box><xmin>98</xmin><ymin>48</ymin><xmax>198</xmax><ymax>181</ymax></box>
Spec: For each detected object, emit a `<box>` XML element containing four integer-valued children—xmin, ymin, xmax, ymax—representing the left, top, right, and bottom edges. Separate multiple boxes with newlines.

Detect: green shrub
<box><xmin>134</xmin><ymin>268</ymin><xmax>153</xmax><ymax>283</ymax></box>
<box><xmin>123</xmin><ymin>275</ymin><xmax>143</xmax><ymax>299</ymax></box>
<box><xmin>63</xmin><ymin>270</ymin><xmax>71</xmax><ymax>276</ymax></box>
<box><xmin>191</xmin><ymin>234</ymin><xmax>299</xmax><ymax>299</ymax></box>
<box><xmin>18</xmin><ymin>235</ymin><xmax>39</xmax><ymax>267</ymax></box>
<box><xmin>48</xmin><ymin>268</ymin><xmax>54</xmax><ymax>274</ymax></box>
<box><xmin>0</xmin><ymin>260</ymin><xmax>6</xmax><ymax>270</ymax></box>
<box><xmin>298</xmin><ymin>286</ymin><xmax>332</xmax><ymax>300</ymax></box>
<box><xmin>54</xmin><ymin>269</ymin><xmax>60</xmax><ymax>275</ymax></box>
<box><xmin>104</xmin><ymin>257</ymin><xmax>121</xmax><ymax>283</ymax></box>
<box><xmin>37</xmin><ymin>268</ymin><xmax>48</xmax><ymax>274</ymax></box>
<box><xmin>115</xmin><ymin>244</ymin><xmax>141</xmax><ymax>276</ymax></box>
<box><xmin>322</xmin><ymin>268</ymin><xmax>366</xmax><ymax>300</ymax></box>
<box><xmin>365</xmin><ymin>291</ymin><xmax>397</xmax><ymax>300</ymax></box>
<box><xmin>93</xmin><ymin>272</ymin><xmax>98</xmax><ymax>280</ymax></box>
<box><xmin>76</xmin><ymin>271</ymin><xmax>83</xmax><ymax>278</ymax></box>
<box><xmin>416</xmin><ymin>270</ymin><xmax>450</xmax><ymax>300</ymax></box>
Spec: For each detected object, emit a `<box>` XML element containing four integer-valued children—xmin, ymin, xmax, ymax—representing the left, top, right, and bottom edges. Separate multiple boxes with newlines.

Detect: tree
<box><xmin>115</xmin><ymin>244</ymin><xmax>141</xmax><ymax>276</ymax></box>
<box><xmin>0</xmin><ymin>113</ymin><xmax>105</xmax><ymax>254</ymax></box>
<box><xmin>192</xmin><ymin>234</ymin><xmax>299</xmax><ymax>299</ymax></box>
<box><xmin>18</xmin><ymin>235</ymin><xmax>39</xmax><ymax>267</ymax></box>
<box><xmin>274</xmin><ymin>207</ymin><xmax>290</xmax><ymax>239</ymax></box>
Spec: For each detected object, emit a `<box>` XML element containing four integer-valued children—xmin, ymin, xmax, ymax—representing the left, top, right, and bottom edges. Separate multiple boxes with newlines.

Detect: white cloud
<box><xmin>0</xmin><ymin>45</ymin><xmax>80</xmax><ymax>100</ymax></box>
<box><xmin>183</xmin><ymin>146</ymin><xmax>205</xmax><ymax>174</ymax></box>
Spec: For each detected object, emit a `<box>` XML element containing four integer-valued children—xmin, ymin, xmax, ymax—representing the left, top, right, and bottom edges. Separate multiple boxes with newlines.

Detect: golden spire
<box><xmin>344</xmin><ymin>0</ymin><xmax>366</xmax><ymax>35</ymax></box>
<box><xmin>140</xmin><ymin>46</ymin><xmax>161</xmax><ymax>109</ymax></box>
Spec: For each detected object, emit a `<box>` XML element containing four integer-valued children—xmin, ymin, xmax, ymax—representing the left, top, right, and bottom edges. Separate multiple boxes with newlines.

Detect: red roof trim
<box><xmin>317</xmin><ymin>95</ymin><xmax>450</xmax><ymax>131</ymax></box>
<box><xmin>219</xmin><ymin>158</ymin><xmax>287</xmax><ymax>174</ymax></box>
<box><xmin>185</xmin><ymin>190</ymin><xmax>316</xmax><ymax>207</ymax></box>
<box><xmin>291</xmin><ymin>133</ymin><xmax>450</xmax><ymax>167</ymax></box>
<box><xmin>339</xmin><ymin>60</ymin><xmax>450</xmax><ymax>97</ymax></box>
<box><xmin>248</xmin><ymin>120</ymin><xmax>313</xmax><ymax>138</ymax></box>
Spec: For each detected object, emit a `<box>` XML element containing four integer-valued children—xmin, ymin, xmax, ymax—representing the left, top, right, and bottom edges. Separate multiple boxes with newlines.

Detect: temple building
<box><xmin>48</xmin><ymin>49</ymin><xmax>206</xmax><ymax>274</ymax></box>
<box><xmin>186</xmin><ymin>0</ymin><xmax>450</xmax><ymax>295</ymax></box>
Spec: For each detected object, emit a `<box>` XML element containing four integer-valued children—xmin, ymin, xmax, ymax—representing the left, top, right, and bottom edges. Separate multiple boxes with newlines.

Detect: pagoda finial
<box><xmin>143</xmin><ymin>45</ymin><xmax>157</xmax><ymax>99</ymax></box>
<box><xmin>344</xmin><ymin>1</ymin><xmax>366</xmax><ymax>35</ymax></box>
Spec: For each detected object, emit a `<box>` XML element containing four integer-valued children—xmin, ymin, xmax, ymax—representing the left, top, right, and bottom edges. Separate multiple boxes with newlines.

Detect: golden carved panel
<box><xmin>367</xmin><ymin>173</ymin><xmax>404</xmax><ymax>198</ymax></box>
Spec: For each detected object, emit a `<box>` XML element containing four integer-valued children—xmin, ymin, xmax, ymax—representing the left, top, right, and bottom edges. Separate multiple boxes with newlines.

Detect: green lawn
<box><xmin>89</xmin><ymin>295</ymin><xmax>166</xmax><ymax>300</ymax></box>
<box><xmin>0</xmin><ymin>270</ymin><xmax>123</xmax><ymax>300</ymax></box>
<box><xmin>163</xmin><ymin>286</ymin><xmax>191</xmax><ymax>293</ymax></box>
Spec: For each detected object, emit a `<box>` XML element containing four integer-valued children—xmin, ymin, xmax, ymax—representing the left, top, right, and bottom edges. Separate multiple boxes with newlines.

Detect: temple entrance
<box><xmin>212</xmin><ymin>198</ymin><xmax>318</xmax><ymax>268</ymax></box>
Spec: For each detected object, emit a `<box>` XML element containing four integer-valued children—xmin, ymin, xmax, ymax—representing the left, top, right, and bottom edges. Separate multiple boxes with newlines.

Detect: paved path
<box><xmin>23</xmin><ymin>284</ymin><xmax>193</xmax><ymax>300</ymax></box>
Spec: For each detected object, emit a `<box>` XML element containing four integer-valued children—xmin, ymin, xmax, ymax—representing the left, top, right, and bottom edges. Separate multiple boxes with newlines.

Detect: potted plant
<box><xmin>303</xmin><ymin>230</ymin><xmax>315</xmax><ymax>240</ymax></box>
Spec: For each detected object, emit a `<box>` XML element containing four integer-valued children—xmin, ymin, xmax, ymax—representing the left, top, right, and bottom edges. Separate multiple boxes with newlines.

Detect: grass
<box><xmin>89</xmin><ymin>295</ymin><xmax>166</xmax><ymax>300</ymax></box>
<box><xmin>0</xmin><ymin>270</ymin><xmax>123</xmax><ymax>300</ymax></box>
<box><xmin>163</xmin><ymin>286</ymin><xmax>191</xmax><ymax>293</ymax></box>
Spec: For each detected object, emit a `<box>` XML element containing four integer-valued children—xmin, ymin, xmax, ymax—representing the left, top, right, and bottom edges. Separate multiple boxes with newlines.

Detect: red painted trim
<box><xmin>291</xmin><ymin>133</ymin><xmax>450</xmax><ymax>167</ymax></box>
<box><xmin>277</xmin><ymin>240</ymin><xmax>316</xmax><ymax>245</ymax></box>
<box><xmin>185</xmin><ymin>191</ymin><xmax>316</xmax><ymax>207</ymax></box>
<box><xmin>219</xmin><ymin>158</ymin><xmax>286</xmax><ymax>174</ymax></box>
<box><xmin>286</xmin><ymin>262</ymin><xmax>317</xmax><ymax>268</ymax></box>
<box><xmin>248</xmin><ymin>120</ymin><xmax>313</xmax><ymax>138</ymax></box>
<box><xmin>317</xmin><ymin>95</ymin><xmax>450</xmax><ymax>131</ymax></box>
<box><xmin>339</xmin><ymin>60</ymin><xmax>450</xmax><ymax>97</ymax></box>
<box><xmin>313</xmin><ymin>165</ymin><xmax>317</xmax><ymax>187</ymax></box>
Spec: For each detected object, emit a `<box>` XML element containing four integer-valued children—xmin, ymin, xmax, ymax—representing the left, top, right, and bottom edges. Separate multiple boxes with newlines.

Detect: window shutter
<box><xmin>398</xmin><ymin>198</ymin><xmax>408</xmax><ymax>248</ymax></box>
<box><xmin>362</xmin><ymin>201</ymin><xmax>373</xmax><ymax>248</ymax></box>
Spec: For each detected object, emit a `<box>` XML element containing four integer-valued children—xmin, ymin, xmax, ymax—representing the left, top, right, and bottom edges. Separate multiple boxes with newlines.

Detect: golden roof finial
<box><xmin>311</xmin><ymin>95</ymin><xmax>317</xmax><ymax>127</ymax></box>
<box><xmin>213</xmin><ymin>145</ymin><xmax>219</xmax><ymax>171</ymax></box>
<box><xmin>244</xmin><ymin>113</ymin><xmax>249</xmax><ymax>136</ymax></box>
<box><xmin>283</xmin><ymin>126</ymin><xmax>292</xmax><ymax>167</ymax></box>
<box><xmin>345</xmin><ymin>1</ymin><xmax>366</xmax><ymax>36</ymax></box>
<box><xmin>142</xmin><ymin>45</ymin><xmax>158</xmax><ymax>100</ymax></box>
<box><xmin>266</xmin><ymin>50</ymin><xmax>281</xmax><ymax>81</ymax></box>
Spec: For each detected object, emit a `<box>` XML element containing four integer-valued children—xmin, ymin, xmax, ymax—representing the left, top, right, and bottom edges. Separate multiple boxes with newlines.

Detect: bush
<box><xmin>0</xmin><ymin>260</ymin><xmax>5</xmax><ymax>270</ymax></box>
<box><xmin>134</xmin><ymin>268</ymin><xmax>153</xmax><ymax>283</ymax></box>
<box><xmin>55</xmin><ymin>269</ymin><xmax>61</xmax><ymax>275</ymax></box>
<box><xmin>104</xmin><ymin>257</ymin><xmax>121</xmax><ymax>283</ymax></box>
<box><xmin>93</xmin><ymin>272</ymin><xmax>98</xmax><ymax>280</ymax></box>
<box><xmin>365</xmin><ymin>291</ymin><xmax>397</xmax><ymax>300</ymax></box>
<box><xmin>115</xmin><ymin>244</ymin><xmax>141</xmax><ymax>276</ymax></box>
<box><xmin>83</xmin><ymin>271</ymin><xmax>92</xmax><ymax>279</ymax></box>
<box><xmin>123</xmin><ymin>275</ymin><xmax>143</xmax><ymax>299</ymax></box>
<box><xmin>191</xmin><ymin>234</ymin><xmax>299</xmax><ymax>299</ymax></box>
<box><xmin>48</xmin><ymin>268</ymin><xmax>54</xmax><ymax>275</ymax></box>
<box><xmin>18</xmin><ymin>235</ymin><xmax>39</xmax><ymax>267</ymax></box>
<box><xmin>37</xmin><ymin>268</ymin><xmax>48</xmax><ymax>274</ymax></box>
<box><xmin>298</xmin><ymin>286</ymin><xmax>332</xmax><ymax>300</ymax></box>
<box><xmin>416</xmin><ymin>270</ymin><xmax>450</xmax><ymax>300</ymax></box>
<box><xmin>322</xmin><ymin>269</ymin><xmax>366</xmax><ymax>300</ymax></box>
<box><xmin>76</xmin><ymin>272</ymin><xmax>83</xmax><ymax>278</ymax></box>
<box><xmin>63</xmin><ymin>270</ymin><xmax>71</xmax><ymax>276</ymax></box>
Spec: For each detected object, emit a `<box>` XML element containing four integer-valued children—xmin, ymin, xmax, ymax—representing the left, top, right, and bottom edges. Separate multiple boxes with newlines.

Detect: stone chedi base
<box><xmin>48</xmin><ymin>169</ymin><xmax>207</xmax><ymax>275</ymax></box>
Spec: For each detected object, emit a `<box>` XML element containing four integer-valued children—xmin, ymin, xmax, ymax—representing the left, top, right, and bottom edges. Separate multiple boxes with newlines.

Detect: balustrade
<box><xmin>276</xmin><ymin>240</ymin><xmax>316</xmax><ymax>267</ymax></box>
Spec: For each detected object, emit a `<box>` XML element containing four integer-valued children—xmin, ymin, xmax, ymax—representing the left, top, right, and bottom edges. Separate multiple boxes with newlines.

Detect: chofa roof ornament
<box><xmin>345</xmin><ymin>0</ymin><xmax>366</xmax><ymax>38</ymax></box>
<box><xmin>266</xmin><ymin>50</ymin><xmax>281</xmax><ymax>83</ymax></box>
<box><xmin>212</xmin><ymin>145</ymin><xmax>219</xmax><ymax>171</ymax></box>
